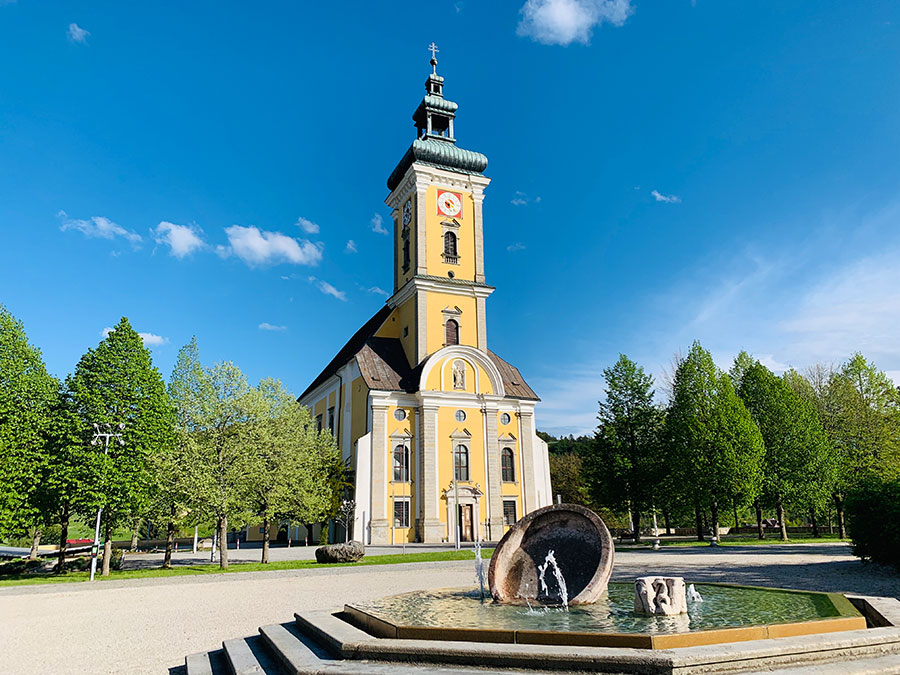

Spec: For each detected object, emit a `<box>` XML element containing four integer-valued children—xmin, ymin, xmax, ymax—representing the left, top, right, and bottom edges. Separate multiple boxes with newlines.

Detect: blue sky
<box><xmin>1</xmin><ymin>1</ymin><xmax>899</xmax><ymax>435</ymax></box>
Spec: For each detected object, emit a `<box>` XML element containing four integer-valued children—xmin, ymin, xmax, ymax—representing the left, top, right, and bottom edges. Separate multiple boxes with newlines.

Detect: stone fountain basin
<box><xmin>344</xmin><ymin>582</ymin><xmax>866</xmax><ymax>650</ymax></box>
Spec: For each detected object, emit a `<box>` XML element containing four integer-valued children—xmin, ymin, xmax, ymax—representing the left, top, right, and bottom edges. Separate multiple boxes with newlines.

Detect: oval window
<box><xmin>394</xmin><ymin>409</ymin><xmax>407</xmax><ymax>421</ymax></box>
<box><xmin>500</xmin><ymin>413</ymin><xmax>511</xmax><ymax>426</ymax></box>
<box><xmin>455</xmin><ymin>410</ymin><xmax>467</xmax><ymax>422</ymax></box>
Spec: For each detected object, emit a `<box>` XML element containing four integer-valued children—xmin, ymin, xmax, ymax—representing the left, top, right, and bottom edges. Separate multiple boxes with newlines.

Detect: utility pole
<box><xmin>89</xmin><ymin>422</ymin><xmax>125</xmax><ymax>582</ymax></box>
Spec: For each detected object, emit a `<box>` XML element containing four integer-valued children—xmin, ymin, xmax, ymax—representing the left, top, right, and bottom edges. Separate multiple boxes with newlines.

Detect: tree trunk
<box><xmin>776</xmin><ymin>500</ymin><xmax>788</xmax><ymax>542</ymax></box>
<box><xmin>827</xmin><ymin>509</ymin><xmax>833</xmax><ymax>535</ymax></box>
<box><xmin>262</xmin><ymin>517</ymin><xmax>270</xmax><ymax>564</ymax></box>
<box><xmin>733</xmin><ymin>500</ymin><xmax>740</xmax><ymax>529</ymax></box>
<box><xmin>834</xmin><ymin>495</ymin><xmax>846</xmax><ymax>539</ymax></box>
<box><xmin>710</xmin><ymin>500</ymin><xmax>720</xmax><ymax>541</ymax></box>
<box><xmin>694</xmin><ymin>504</ymin><xmax>704</xmax><ymax>541</ymax></box>
<box><xmin>102</xmin><ymin>519</ymin><xmax>112</xmax><ymax>576</ymax></box>
<box><xmin>810</xmin><ymin>508</ymin><xmax>819</xmax><ymax>538</ymax></box>
<box><xmin>754</xmin><ymin>500</ymin><xmax>764</xmax><ymax>540</ymax></box>
<box><xmin>56</xmin><ymin>509</ymin><xmax>69</xmax><ymax>574</ymax></box>
<box><xmin>130</xmin><ymin>518</ymin><xmax>140</xmax><ymax>552</ymax></box>
<box><xmin>662</xmin><ymin>508</ymin><xmax>672</xmax><ymax>536</ymax></box>
<box><xmin>631</xmin><ymin>510</ymin><xmax>641</xmax><ymax>543</ymax></box>
<box><xmin>29</xmin><ymin>527</ymin><xmax>42</xmax><ymax>560</ymax></box>
<box><xmin>163</xmin><ymin>507</ymin><xmax>176</xmax><ymax>569</ymax></box>
<box><xmin>217</xmin><ymin>515</ymin><xmax>228</xmax><ymax>570</ymax></box>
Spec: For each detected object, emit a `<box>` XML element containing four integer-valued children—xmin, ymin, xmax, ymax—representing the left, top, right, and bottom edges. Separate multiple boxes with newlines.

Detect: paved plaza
<box><xmin>2</xmin><ymin>543</ymin><xmax>899</xmax><ymax>675</ymax></box>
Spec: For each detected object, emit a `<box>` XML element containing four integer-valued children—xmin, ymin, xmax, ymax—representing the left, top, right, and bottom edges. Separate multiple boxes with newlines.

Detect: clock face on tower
<box><xmin>402</xmin><ymin>199</ymin><xmax>412</xmax><ymax>226</ymax></box>
<box><xmin>436</xmin><ymin>190</ymin><xmax>462</xmax><ymax>217</ymax></box>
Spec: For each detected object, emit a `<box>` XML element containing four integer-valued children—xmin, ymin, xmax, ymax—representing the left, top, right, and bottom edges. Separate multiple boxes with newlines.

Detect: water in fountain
<box><xmin>473</xmin><ymin>540</ymin><xmax>486</xmax><ymax>604</ymax></box>
<box><xmin>687</xmin><ymin>584</ymin><xmax>703</xmax><ymax>603</ymax></box>
<box><xmin>537</xmin><ymin>550</ymin><xmax>569</xmax><ymax>610</ymax></box>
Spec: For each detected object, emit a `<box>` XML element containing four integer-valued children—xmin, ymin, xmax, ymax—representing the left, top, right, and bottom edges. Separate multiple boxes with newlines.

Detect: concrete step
<box><xmin>186</xmin><ymin>649</ymin><xmax>230</xmax><ymax>675</ymax></box>
<box><xmin>259</xmin><ymin>623</ymin><xmax>324</xmax><ymax>673</ymax></box>
<box><xmin>745</xmin><ymin>653</ymin><xmax>900</xmax><ymax>674</ymax></box>
<box><xmin>222</xmin><ymin>635</ymin><xmax>284</xmax><ymax>675</ymax></box>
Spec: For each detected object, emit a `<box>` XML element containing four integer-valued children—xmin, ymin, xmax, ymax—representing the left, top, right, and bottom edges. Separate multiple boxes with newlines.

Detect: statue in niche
<box><xmin>452</xmin><ymin>360</ymin><xmax>466</xmax><ymax>390</ymax></box>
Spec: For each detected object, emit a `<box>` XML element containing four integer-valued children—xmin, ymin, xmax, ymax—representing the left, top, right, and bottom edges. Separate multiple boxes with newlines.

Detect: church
<box><xmin>298</xmin><ymin>48</ymin><xmax>551</xmax><ymax>545</ymax></box>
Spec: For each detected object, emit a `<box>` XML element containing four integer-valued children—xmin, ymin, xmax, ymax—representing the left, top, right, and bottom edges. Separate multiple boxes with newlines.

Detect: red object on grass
<box><xmin>66</xmin><ymin>539</ymin><xmax>93</xmax><ymax>544</ymax></box>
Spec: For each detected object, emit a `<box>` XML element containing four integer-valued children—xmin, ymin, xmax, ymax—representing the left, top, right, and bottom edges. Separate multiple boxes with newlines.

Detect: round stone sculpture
<box><xmin>488</xmin><ymin>503</ymin><xmax>614</xmax><ymax>606</ymax></box>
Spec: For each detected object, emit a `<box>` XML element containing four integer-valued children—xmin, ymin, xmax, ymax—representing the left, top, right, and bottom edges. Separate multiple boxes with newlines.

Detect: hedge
<box><xmin>844</xmin><ymin>477</ymin><xmax>900</xmax><ymax>568</ymax></box>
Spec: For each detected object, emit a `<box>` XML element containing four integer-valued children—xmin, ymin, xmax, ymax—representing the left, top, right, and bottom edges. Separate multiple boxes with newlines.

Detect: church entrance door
<box><xmin>459</xmin><ymin>505</ymin><xmax>474</xmax><ymax>542</ymax></box>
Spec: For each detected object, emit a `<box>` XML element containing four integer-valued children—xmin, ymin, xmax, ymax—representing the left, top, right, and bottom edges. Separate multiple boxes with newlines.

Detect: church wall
<box><xmin>386</xmin><ymin>403</ymin><xmax>417</xmax><ymax>544</ymax></box>
<box><xmin>424</xmin><ymin>185</ymin><xmax>477</xmax><ymax>281</ymax></box>
<box><xmin>436</xmin><ymin>405</ymin><xmax>487</xmax><ymax>539</ymax></box>
<box><xmin>425</xmin><ymin>292</ymin><xmax>478</xmax><ymax>354</ymax></box>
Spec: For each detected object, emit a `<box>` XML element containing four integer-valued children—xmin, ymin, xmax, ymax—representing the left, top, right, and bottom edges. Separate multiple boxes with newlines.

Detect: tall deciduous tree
<box><xmin>667</xmin><ymin>342</ymin><xmax>764</xmax><ymax>540</ymax></box>
<box><xmin>585</xmin><ymin>354</ymin><xmax>664</xmax><ymax>541</ymax></box>
<box><xmin>244</xmin><ymin>378</ymin><xmax>344</xmax><ymax>563</ymax></box>
<box><xmin>0</xmin><ymin>306</ymin><xmax>58</xmax><ymax>544</ymax></box>
<box><xmin>67</xmin><ymin>317</ymin><xmax>173</xmax><ymax>575</ymax></box>
<box><xmin>184</xmin><ymin>361</ymin><xmax>255</xmax><ymax>570</ymax></box>
<box><xmin>737</xmin><ymin>360</ymin><xmax>834</xmax><ymax>541</ymax></box>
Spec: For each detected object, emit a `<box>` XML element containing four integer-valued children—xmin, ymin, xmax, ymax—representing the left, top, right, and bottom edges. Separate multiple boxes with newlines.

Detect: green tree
<box><xmin>244</xmin><ymin>378</ymin><xmax>344</xmax><ymax>563</ymax></box>
<box><xmin>737</xmin><ymin>360</ymin><xmax>834</xmax><ymax>541</ymax></box>
<box><xmin>150</xmin><ymin>337</ymin><xmax>206</xmax><ymax>568</ymax></box>
<box><xmin>584</xmin><ymin>354</ymin><xmax>664</xmax><ymax>541</ymax></box>
<box><xmin>0</xmin><ymin>306</ymin><xmax>58</xmax><ymax>546</ymax></box>
<box><xmin>548</xmin><ymin>452</ymin><xmax>592</xmax><ymax>507</ymax></box>
<box><xmin>67</xmin><ymin>317</ymin><xmax>174</xmax><ymax>575</ymax></box>
<box><xmin>666</xmin><ymin>342</ymin><xmax>764</xmax><ymax>540</ymax></box>
<box><xmin>184</xmin><ymin>361</ymin><xmax>255</xmax><ymax>570</ymax></box>
<box><xmin>825</xmin><ymin>354</ymin><xmax>900</xmax><ymax>535</ymax></box>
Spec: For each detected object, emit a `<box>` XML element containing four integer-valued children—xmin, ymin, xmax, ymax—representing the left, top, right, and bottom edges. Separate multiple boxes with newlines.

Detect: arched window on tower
<box><xmin>454</xmin><ymin>444</ymin><xmax>469</xmax><ymax>482</ymax></box>
<box><xmin>402</xmin><ymin>228</ymin><xmax>411</xmax><ymax>272</ymax></box>
<box><xmin>501</xmin><ymin>447</ymin><xmax>515</xmax><ymax>482</ymax></box>
<box><xmin>445</xmin><ymin>318</ymin><xmax>459</xmax><ymax>346</ymax></box>
<box><xmin>443</xmin><ymin>231</ymin><xmax>458</xmax><ymax>264</ymax></box>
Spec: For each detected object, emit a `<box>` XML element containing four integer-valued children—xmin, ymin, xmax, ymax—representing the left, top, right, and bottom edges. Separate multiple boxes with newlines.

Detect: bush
<box><xmin>319</xmin><ymin>525</ymin><xmax>329</xmax><ymax>546</ymax></box>
<box><xmin>844</xmin><ymin>477</ymin><xmax>900</xmax><ymax>568</ymax></box>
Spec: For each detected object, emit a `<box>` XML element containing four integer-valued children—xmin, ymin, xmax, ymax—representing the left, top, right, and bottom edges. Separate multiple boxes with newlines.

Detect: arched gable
<box><xmin>420</xmin><ymin>345</ymin><xmax>506</xmax><ymax>396</ymax></box>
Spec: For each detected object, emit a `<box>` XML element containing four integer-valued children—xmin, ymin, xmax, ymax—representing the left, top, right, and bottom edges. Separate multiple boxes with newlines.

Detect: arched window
<box><xmin>444</xmin><ymin>231</ymin><xmax>457</xmax><ymax>257</ymax></box>
<box><xmin>501</xmin><ymin>447</ymin><xmax>515</xmax><ymax>482</ymax></box>
<box><xmin>402</xmin><ymin>228</ymin><xmax>410</xmax><ymax>272</ymax></box>
<box><xmin>393</xmin><ymin>444</ymin><xmax>409</xmax><ymax>482</ymax></box>
<box><xmin>445</xmin><ymin>318</ymin><xmax>459</xmax><ymax>345</ymax></box>
<box><xmin>454</xmin><ymin>444</ymin><xmax>469</xmax><ymax>482</ymax></box>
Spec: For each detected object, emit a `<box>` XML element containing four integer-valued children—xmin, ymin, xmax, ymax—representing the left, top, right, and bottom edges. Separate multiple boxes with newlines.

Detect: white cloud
<box><xmin>364</xmin><ymin>286</ymin><xmax>389</xmax><ymax>297</ymax></box>
<box><xmin>219</xmin><ymin>225</ymin><xmax>322</xmax><ymax>267</ymax></box>
<box><xmin>295</xmin><ymin>216</ymin><xmax>320</xmax><ymax>234</ymax></box>
<box><xmin>153</xmin><ymin>221</ymin><xmax>205</xmax><ymax>258</ymax></box>
<box><xmin>511</xmin><ymin>191</ymin><xmax>541</xmax><ymax>206</ymax></box>
<box><xmin>371</xmin><ymin>213</ymin><xmax>389</xmax><ymax>235</ymax></box>
<box><xmin>651</xmin><ymin>189</ymin><xmax>681</xmax><ymax>204</ymax></box>
<box><xmin>101</xmin><ymin>327</ymin><xmax>169</xmax><ymax>347</ymax></box>
<box><xmin>258</xmin><ymin>322</ymin><xmax>287</xmax><ymax>331</ymax></box>
<box><xmin>317</xmin><ymin>280</ymin><xmax>347</xmax><ymax>301</ymax></box>
<box><xmin>345</xmin><ymin>239</ymin><xmax>358</xmax><ymax>253</ymax></box>
<box><xmin>58</xmin><ymin>210</ymin><xmax>142</xmax><ymax>247</ymax></box>
<box><xmin>517</xmin><ymin>0</ymin><xmax>632</xmax><ymax>46</ymax></box>
<box><xmin>507</xmin><ymin>242</ymin><xmax>526</xmax><ymax>252</ymax></box>
<box><xmin>67</xmin><ymin>23</ymin><xmax>90</xmax><ymax>44</ymax></box>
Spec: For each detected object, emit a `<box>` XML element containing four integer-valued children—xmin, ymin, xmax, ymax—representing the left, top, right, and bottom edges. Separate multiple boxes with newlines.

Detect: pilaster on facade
<box><xmin>518</xmin><ymin>408</ymin><xmax>538</xmax><ymax>515</ymax></box>
<box><xmin>369</xmin><ymin>397</ymin><xmax>390</xmax><ymax>545</ymax></box>
<box><xmin>471</xmin><ymin>185</ymin><xmax>486</xmax><ymax>284</ymax></box>
<box><xmin>417</xmin><ymin>402</ymin><xmax>442</xmax><ymax>542</ymax></box>
<box><xmin>415</xmin><ymin>181</ymin><xmax>428</xmax><ymax>276</ymax></box>
<box><xmin>476</xmin><ymin>295</ymin><xmax>487</xmax><ymax>351</ymax></box>
<box><xmin>483</xmin><ymin>402</ymin><xmax>503</xmax><ymax>541</ymax></box>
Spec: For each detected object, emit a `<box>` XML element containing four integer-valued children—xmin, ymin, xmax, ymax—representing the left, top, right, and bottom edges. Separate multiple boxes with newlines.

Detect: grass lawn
<box><xmin>617</xmin><ymin>533</ymin><xmax>849</xmax><ymax>549</ymax></box>
<box><xmin>0</xmin><ymin>548</ymin><xmax>492</xmax><ymax>587</ymax></box>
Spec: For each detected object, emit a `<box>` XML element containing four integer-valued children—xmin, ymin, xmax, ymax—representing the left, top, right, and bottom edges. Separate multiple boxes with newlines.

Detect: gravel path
<box><xmin>1</xmin><ymin>543</ymin><xmax>898</xmax><ymax>675</ymax></box>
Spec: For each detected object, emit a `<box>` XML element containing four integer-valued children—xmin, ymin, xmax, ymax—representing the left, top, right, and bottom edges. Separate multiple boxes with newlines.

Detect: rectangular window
<box><xmin>454</xmin><ymin>445</ymin><xmax>469</xmax><ymax>482</ymax></box>
<box><xmin>393</xmin><ymin>444</ymin><xmax>409</xmax><ymax>482</ymax></box>
<box><xmin>503</xmin><ymin>500</ymin><xmax>517</xmax><ymax>526</ymax></box>
<box><xmin>327</xmin><ymin>406</ymin><xmax>335</xmax><ymax>434</ymax></box>
<box><xmin>393</xmin><ymin>498</ymin><xmax>410</xmax><ymax>528</ymax></box>
<box><xmin>315</xmin><ymin>414</ymin><xmax>323</xmax><ymax>432</ymax></box>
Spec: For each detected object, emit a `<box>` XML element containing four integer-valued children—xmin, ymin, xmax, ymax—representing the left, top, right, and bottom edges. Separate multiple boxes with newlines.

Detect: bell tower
<box><xmin>385</xmin><ymin>45</ymin><xmax>494</xmax><ymax>366</ymax></box>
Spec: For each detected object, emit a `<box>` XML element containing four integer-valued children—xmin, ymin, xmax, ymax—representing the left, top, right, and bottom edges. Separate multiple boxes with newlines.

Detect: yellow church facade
<box><xmin>299</xmin><ymin>52</ymin><xmax>551</xmax><ymax>545</ymax></box>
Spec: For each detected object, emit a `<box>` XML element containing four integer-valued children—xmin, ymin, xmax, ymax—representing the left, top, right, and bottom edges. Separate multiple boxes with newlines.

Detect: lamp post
<box><xmin>89</xmin><ymin>422</ymin><xmax>124</xmax><ymax>582</ymax></box>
